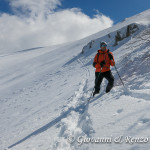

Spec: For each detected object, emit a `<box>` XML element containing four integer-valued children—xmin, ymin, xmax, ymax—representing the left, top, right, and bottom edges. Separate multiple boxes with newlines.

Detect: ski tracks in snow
<box><xmin>52</xmin><ymin>58</ymin><xmax>94</xmax><ymax>150</ymax></box>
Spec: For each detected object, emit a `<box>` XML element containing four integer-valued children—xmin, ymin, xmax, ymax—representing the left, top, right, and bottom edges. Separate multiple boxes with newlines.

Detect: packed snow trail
<box><xmin>51</xmin><ymin>55</ymin><xmax>95</xmax><ymax>150</ymax></box>
<box><xmin>52</xmin><ymin>80</ymin><xmax>92</xmax><ymax>150</ymax></box>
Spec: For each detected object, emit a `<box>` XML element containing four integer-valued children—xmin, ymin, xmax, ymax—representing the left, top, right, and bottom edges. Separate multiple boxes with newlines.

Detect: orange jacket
<box><xmin>93</xmin><ymin>49</ymin><xmax>115</xmax><ymax>72</ymax></box>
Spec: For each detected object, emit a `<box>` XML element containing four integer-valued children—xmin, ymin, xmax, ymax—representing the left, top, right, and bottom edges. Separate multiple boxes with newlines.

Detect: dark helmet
<box><xmin>100</xmin><ymin>41</ymin><xmax>107</xmax><ymax>47</ymax></box>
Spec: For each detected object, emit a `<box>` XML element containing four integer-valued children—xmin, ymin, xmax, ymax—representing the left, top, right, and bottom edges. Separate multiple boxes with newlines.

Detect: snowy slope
<box><xmin>0</xmin><ymin>9</ymin><xmax>150</xmax><ymax>150</ymax></box>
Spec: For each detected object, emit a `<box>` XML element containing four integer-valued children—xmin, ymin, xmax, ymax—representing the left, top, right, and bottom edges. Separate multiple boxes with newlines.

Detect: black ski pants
<box><xmin>94</xmin><ymin>70</ymin><xmax>114</xmax><ymax>93</ymax></box>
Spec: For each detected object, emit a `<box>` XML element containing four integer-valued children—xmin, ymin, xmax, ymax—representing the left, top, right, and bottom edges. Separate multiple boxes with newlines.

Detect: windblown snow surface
<box><xmin>0</xmin><ymin>9</ymin><xmax>150</xmax><ymax>150</ymax></box>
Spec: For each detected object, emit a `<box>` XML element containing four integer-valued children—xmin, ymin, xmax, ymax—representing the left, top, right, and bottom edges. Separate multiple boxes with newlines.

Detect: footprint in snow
<box><xmin>113</xmin><ymin>108</ymin><xmax>123</xmax><ymax>116</ymax></box>
<box><xmin>140</xmin><ymin>118</ymin><xmax>150</xmax><ymax>124</ymax></box>
<box><xmin>117</xmin><ymin>108</ymin><xmax>124</xmax><ymax>114</ymax></box>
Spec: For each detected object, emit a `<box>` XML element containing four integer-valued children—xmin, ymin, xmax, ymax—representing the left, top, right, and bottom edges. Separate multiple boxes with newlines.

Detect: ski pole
<box><xmin>108</xmin><ymin>47</ymin><xmax>124</xmax><ymax>87</ymax></box>
<box><xmin>114</xmin><ymin>65</ymin><xmax>124</xmax><ymax>87</ymax></box>
<box><xmin>88</xmin><ymin>87</ymin><xmax>95</xmax><ymax>102</ymax></box>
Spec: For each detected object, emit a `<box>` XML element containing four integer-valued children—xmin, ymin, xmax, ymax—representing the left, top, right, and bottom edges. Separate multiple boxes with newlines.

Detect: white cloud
<box><xmin>0</xmin><ymin>0</ymin><xmax>113</xmax><ymax>53</ymax></box>
<box><xmin>10</xmin><ymin>0</ymin><xmax>61</xmax><ymax>18</ymax></box>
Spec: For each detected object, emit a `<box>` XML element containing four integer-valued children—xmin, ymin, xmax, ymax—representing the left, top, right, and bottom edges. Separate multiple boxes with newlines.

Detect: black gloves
<box><xmin>108</xmin><ymin>53</ymin><xmax>113</xmax><ymax>60</ymax></box>
<box><xmin>100</xmin><ymin>60</ymin><xmax>106</xmax><ymax>67</ymax></box>
<box><xmin>93</xmin><ymin>62</ymin><xmax>96</xmax><ymax>67</ymax></box>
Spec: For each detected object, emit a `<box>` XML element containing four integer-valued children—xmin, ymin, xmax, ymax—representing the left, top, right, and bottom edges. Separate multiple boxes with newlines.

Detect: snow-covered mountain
<box><xmin>1</xmin><ymin>9</ymin><xmax>150</xmax><ymax>150</ymax></box>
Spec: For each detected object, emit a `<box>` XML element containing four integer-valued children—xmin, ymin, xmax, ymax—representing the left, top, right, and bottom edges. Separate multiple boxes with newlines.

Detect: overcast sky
<box><xmin>0</xmin><ymin>0</ymin><xmax>149</xmax><ymax>52</ymax></box>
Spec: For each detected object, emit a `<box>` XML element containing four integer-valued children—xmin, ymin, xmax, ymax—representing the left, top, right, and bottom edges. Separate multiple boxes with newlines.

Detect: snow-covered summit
<box><xmin>0</xmin><ymin>9</ymin><xmax>150</xmax><ymax>150</ymax></box>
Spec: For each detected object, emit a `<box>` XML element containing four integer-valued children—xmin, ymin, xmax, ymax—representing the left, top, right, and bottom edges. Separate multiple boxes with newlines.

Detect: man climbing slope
<box><xmin>93</xmin><ymin>42</ymin><xmax>115</xmax><ymax>97</ymax></box>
